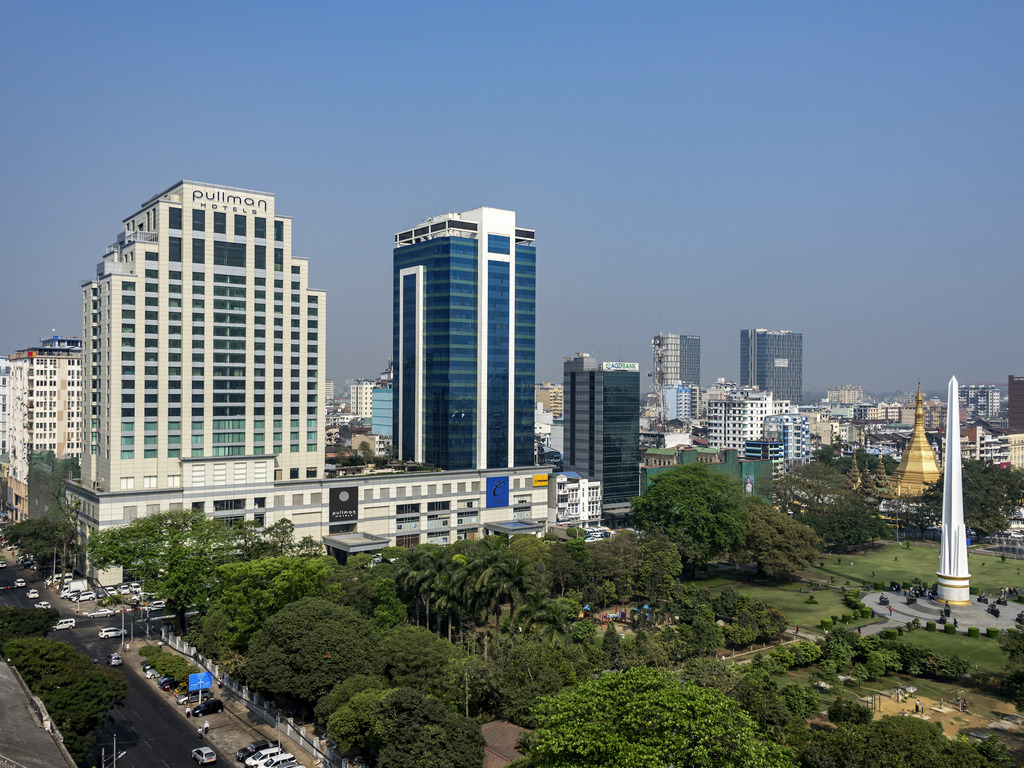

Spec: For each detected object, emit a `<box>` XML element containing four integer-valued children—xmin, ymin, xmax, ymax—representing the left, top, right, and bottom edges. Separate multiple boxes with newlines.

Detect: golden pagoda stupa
<box><xmin>891</xmin><ymin>383</ymin><xmax>941</xmax><ymax>496</ymax></box>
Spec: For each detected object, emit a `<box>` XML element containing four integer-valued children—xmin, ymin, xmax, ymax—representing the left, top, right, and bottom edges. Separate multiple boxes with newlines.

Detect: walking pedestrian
<box><xmin>203</xmin><ymin>720</ymin><xmax>209</xmax><ymax>735</ymax></box>
<box><xmin>888</xmin><ymin>605</ymin><xmax>893</xmax><ymax>615</ymax></box>
<box><xmin>197</xmin><ymin>727</ymin><xmax>203</xmax><ymax>741</ymax></box>
<box><xmin>954</xmin><ymin>618</ymin><xmax>959</xmax><ymax>629</ymax></box>
<box><xmin>185</xmin><ymin>706</ymin><xmax>191</xmax><ymax>719</ymax></box>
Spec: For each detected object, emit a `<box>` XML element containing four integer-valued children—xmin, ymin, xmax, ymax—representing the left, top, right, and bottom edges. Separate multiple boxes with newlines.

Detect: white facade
<box><xmin>68</xmin><ymin>461</ymin><xmax>552</xmax><ymax>579</ymax></box>
<box><xmin>827</xmin><ymin>385</ymin><xmax>863</xmax><ymax>404</ymax></box>
<box><xmin>548</xmin><ymin>471</ymin><xmax>602</xmax><ymax>526</ymax></box>
<box><xmin>76</xmin><ymin>181</ymin><xmax>326</xmax><ymax>500</ymax></box>
<box><xmin>0</xmin><ymin>356</ymin><xmax>9</xmax><ymax>454</ymax></box>
<box><xmin>705</xmin><ymin>386</ymin><xmax>790</xmax><ymax>452</ymax></box>
<box><xmin>349</xmin><ymin>380</ymin><xmax>374</xmax><ymax>419</ymax></box>
<box><xmin>8</xmin><ymin>337</ymin><xmax>84</xmax><ymax>521</ymax></box>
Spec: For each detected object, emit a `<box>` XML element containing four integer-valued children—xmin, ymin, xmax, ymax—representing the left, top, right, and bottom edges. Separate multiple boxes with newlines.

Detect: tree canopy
<box><xmin>5</xmin><ymin>637</ymin><xmax>127</xmax><ymax>763</ymax></box>
<box><xmin>920</xmin><ymin>460</ymin><xmax>1024</xmax><ymax>539</ymax></box>
<box><xmin>531</xmin><ymin>667</ymin><xmax>796</xmax><ymax>768</ymax></box>
<box><xmin>244</xmin><ymin>597</ymin><xmax>381</xmax><ymax>711</ymax></box>
<box><xmin>87</xmin><ymin>508</ymin><xmax>236</xmax><ymax>629</ymax></box>
<box><xmin>631</xmin><ymin>464</ymin><xmax>749</xmax><ymax>573</ymax></box>
<box><xmin>740</xmin><ymin>497</ymin><xmax>820</xmax><ymax>577</ymax></box>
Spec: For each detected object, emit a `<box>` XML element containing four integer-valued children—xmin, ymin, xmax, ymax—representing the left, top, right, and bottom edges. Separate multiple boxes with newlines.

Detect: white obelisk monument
<box><xmin>937</xmin><ymin>375</ymin><xmax>971</xmax><ymax>604</ymax></box>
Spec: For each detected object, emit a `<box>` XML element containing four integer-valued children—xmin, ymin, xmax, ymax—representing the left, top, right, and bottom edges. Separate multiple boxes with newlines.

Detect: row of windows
<box><xmin>169</xmin><ymin>208</ymin><xmax>283</xmax><ymax>242</ymax></box>
<box><xmin>119</xmin><ymin>443</ymin><xmax>317</xmax><ymax>460</ymax></box>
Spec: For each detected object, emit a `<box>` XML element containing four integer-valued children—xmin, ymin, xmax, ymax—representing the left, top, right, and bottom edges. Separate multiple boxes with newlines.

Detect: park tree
<box><xmin>532</xmin><ymin>667</ymin><xmax>796</xmax><ymax>768</ymax></box>
<box><xmin>315</xmin><ymin>674</ymin><xmax>387</xmax><ymax>728</ymax></box>
<box><xmin>370</xmin><ymin>688</ymin><xmax>484</xmax><ymax>768</ymax></box>
<box><xmin>631</xmin><ymin>464</ymin><xmax>749</xmax><ymax>575</ymax></box>
<box><xmin>87</xmin><ymin>508</ymin><xmax>235</xmax><ymax>630</ymax></box>
<box><xmin>920</xmin><ymin>460</ymin><xmax>1024</xmax><ymax>539</ymax></box>
<box><xmin>206</xmin><ymin>555</ymin><xmax>343</xmax><ymax>652</ymax></box>
<box><xmin>381</xmin><ymin>624</ymin><xmax>458</xmax><ymax>695</ymax></box>
<box><xmin>738</xmin><ymin>497</ymin><xmax>820</xmax><ymax>577</ymax></box>
<box><xmin>244</xmin><ymin>597</ymin><xmax>381</xmax><ymax>712</ymax></box>
<box><xmin>801</xmin><ymin>493</ymin><xmax>887</xmax><ymax>549</ymax></box>
<box><xmin>5</xmin><ymin>637</ymin><xmax>127</xmax><ymax>763</ymax></box>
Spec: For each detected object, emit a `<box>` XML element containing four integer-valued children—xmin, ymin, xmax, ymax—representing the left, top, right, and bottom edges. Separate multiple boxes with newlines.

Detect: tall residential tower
<box><xmin>393</xmin><ymin>207</ymin><xmax>535</xmax><ymax>471</ymax></box>
<box><xmin>740</xmin><ymin>329</ymin><xmax>803</xmax><ymax>405</ymax></box>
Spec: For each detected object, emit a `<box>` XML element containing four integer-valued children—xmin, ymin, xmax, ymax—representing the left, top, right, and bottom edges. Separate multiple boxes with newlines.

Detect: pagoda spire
<box><xmin>891</xmin><ymin>382</ymin><xmax>941</xmax><ymax>496</ymax></box>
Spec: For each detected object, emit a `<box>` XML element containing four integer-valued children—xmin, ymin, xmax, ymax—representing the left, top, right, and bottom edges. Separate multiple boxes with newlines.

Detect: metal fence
<box><xmin>161</xmin><ymin>633</ymin><xmax>341</xmax><ymax>767</ymax></box>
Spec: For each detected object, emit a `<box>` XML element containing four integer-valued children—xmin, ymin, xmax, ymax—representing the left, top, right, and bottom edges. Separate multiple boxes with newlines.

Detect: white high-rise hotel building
<box><xmin>71</xmin><ymin>182</ymin><xmax>325</xmax><ymax>536</ymax></box>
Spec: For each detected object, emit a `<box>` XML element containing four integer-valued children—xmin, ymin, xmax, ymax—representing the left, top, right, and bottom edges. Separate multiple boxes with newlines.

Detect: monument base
<box><xmin>936</xmin><ymin>571</ymin><xmax>971</xmax><ymax>605</ymax></box>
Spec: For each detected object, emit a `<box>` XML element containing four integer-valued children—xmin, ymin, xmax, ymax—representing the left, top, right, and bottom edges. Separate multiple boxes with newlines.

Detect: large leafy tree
<box><xmin>739</xmin><ymin>497</ymin><xmax>820</xmax><ymax>577</ymax></box>
<box><xmin>920</xmin><ymin>460</ymin><xmax>1024</xmax><ymax>539</ymax></box>
<box><xmin>370</xmin><ymin>687</ymin><xmax>484</xmax><ymax>768</ymax></box>
<box><xmin>87</xmin><ymin>508</ymin><xmax>235</xmax><ymax>630</ymax></box>
<box><xmin>244</xmin><ymin>597</ymin><xmax>381</xmax><ymax>711</ymax></box>
<box><xmin>205</xmin><ymin>555</ymin><xmax>343</xmax><ymax>652</ymax></box>
<box><xmin>0</xmin><ymin>605</ymin><xmax>59</xmax><ymax>653</ymax></box>
<box><xmin>631</xmin><ymin>464</ymin><xmax>748</xmax><ymax>575</ymax></box>
<box><xmin>5</xmin><ymin>637</ymin><xmax>127</xmax><ymax>763</ymax></box>
<box><xmin>532</xmin><ymin>667</ymin><xmax>795</xmax><ymax>768</ymax></box>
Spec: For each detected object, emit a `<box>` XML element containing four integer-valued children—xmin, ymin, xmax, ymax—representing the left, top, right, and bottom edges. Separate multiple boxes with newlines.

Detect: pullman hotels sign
<box><xmin>192</xmin><ymin>188</ymin><xmax>269</xmax><ymax>214</ymax></box>
<box><xmin>329</xmin><ymin>486</ymin><xmax>359</xmax><ymax>522</ymax></box>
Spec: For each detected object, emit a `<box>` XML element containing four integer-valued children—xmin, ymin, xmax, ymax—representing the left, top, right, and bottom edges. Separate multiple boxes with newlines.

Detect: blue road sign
<box><xmin>189</xmin><ymin>671</ymin><xmax>213</xmax><ymax>692</ymax></box>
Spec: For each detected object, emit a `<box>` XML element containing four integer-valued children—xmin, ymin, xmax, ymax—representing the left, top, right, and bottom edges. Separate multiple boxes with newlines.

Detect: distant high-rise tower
<box><xmin>563</xmin><ymin>354</ymin><xmax>640</xmax><ymax>507</ymax></box>
<box><xmin>740</xmin><ymin>329</ymin><xmax>803</xmax><ymax>405</ymax></box>
<box><xmin>651</xmin><ymin>333</ymin><xmax>700</xmax><ymax>391</ymax></box>
<box><xmin>8</xmin><ymin>336</ymin><xmax>83</xmax><ymax>522</ymax></box>
<box><xmin>393</xmin><ymin>207</ymin><xmax>536</xmax><ymax>470</ymax></box>
<box><xmin>1007</xmin><ymin>376</ymin><xmax>1024</xmax><ymax>432</ymax></box>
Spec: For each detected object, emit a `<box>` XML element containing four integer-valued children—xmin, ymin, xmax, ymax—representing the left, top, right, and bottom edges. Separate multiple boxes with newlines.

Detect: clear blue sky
<box><xmin>2</xmin><ymin>2</ymin><xmax>1022</xmax><ymax>396</ymax></box>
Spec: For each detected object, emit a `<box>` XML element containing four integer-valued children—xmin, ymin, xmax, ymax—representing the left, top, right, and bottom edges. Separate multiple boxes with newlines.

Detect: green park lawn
<box><xmin>891</xmin><ymin>628</ymin><xmax>1009</xmax><ymax>677</ymax></box>
<box><xmin>800</xmin><ymin>541</ymin><xmax>1024</xmax><ymax>595</ymax></box>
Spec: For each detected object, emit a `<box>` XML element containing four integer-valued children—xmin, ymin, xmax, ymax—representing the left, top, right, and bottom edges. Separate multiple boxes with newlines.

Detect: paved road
<box><xmin>0</xmin><ymin>559</ymin><xmax>225</xmax><ymax>768</ymax></box>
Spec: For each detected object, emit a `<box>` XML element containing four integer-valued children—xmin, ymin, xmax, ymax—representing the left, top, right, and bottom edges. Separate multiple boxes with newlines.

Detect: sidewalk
<box><xmin>117</xmin><ymin>640</ymin><xmax>315</xmax><ymax>767</ymax></box>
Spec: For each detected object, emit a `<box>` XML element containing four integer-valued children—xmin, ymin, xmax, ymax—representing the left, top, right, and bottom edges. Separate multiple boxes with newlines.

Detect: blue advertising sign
<box><xmin>486</xmin><ymin>476</ymin><xmax>509</xmax><ymax>508</ymax></box>
<box><xmin>189</xmin><ymin>671</ymin><xmax>213</xmax><ymax>692</ymax></box>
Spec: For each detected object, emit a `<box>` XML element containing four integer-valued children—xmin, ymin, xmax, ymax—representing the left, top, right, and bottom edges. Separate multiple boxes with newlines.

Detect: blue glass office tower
<box><xmin>393</xmin><ymin>208</ymin><xmax>535</xmax><ymax>470</ymax></box>
<box><xmin>740</xmin><ymin>328</ymin><xmax>803</xmax><ymax>405</ymax></box>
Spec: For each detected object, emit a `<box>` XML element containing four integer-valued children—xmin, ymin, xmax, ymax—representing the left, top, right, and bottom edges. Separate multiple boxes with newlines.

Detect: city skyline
<box><xmin>2</xmin><ymin>4</ymin><xmax>1023</xmax><ymax>394</ymax></box>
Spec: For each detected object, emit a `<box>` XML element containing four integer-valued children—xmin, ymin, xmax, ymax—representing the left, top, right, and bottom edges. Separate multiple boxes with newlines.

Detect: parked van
<box><xmin>52</xmin><ymin>618</ymin><xmax>76</xmax><ymax>631</ymax></box>
<box><xmin>245</xmin><ymin>746</ymin><xmax>283</xmax><ymax>766</ymax></box>
<box><xmin>258</xmin><ymin>754</ymin><xmax>295</xmax><ymax>768</ymax></box>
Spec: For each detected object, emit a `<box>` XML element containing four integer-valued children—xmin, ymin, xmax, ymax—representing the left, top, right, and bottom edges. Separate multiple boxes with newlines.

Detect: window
<box><xmin>488</xmin><ymin>234</ymin><xmax>510</xmax><ymax>255</ymax></box>
<box><xmin>254</xmin><ymin>217</ymin><xmax>266</xmax><ymax>238</ymax></box>
<box><xmin>192</xmin><ymin>209</ymin><xmax>206</xmax><ymax>231</ymax></box>
<box><xmin>214</xmin><ymin>241</ymin><xmax>246</xmax><ymax>267</ymax></box>
<box><xmin>168</xmin><ymin>207</ymin><xmax>182</xmax><ymax>229</ymax></box>
<box><xmin>234</xmin><ymin>214</ymin><xmax>246</xmax><ymax>236</ymax></box>
<box><xmin>192</xmin><ymin>239</ymin><xmax>205</xmax><ymax>264</ymax></box>
<box><xmin>214</xmin><ymin>211</ymin><xmax>226</xmax><ymax>234</ymax></box>
<box><xmin>169</xmin><ymin>236</ymin><xmax>182</xmax><ymax>262</ymax></box>
<box><xmin>274</xmin><ymin>220</ymin><xmax>284</xmax><ymax>241</ymax></box>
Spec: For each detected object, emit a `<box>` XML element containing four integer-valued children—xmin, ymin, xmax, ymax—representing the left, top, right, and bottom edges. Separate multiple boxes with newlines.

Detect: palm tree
<box><xmin>519</xmin><ymin>592</ymin><xmax>570</xmax><ymax>646</ymax></box>
<box><xmin>475</xmin><ymin>553</ymin><xmax>541</xmax><ymax>644</ymax></box>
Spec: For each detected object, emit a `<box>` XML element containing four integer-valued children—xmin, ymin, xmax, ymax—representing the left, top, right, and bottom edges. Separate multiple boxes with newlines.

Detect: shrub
<box><xmin>804</xmin><ymin>596</ymin><xmax>818</xmax><ymax>604</ymax></box>
<box><xmin>987</xmin><ymin>628</ymin><xmax>1000</xmax><ymax>639</ymax></box>
<box><xmin>884</xmin><ymin>629</ymin><xmax>897</xmax><ymax>640</ymax></box>
<box><xmin>902</xmin><ymin>582</ymin><xmax>911</xmax><ymax>590</ymax></box>
<box><xmin>944</xmin><ymin>623</ymin><xmax>956</xmax><ymax>635</ymax></box>
<box><xmin>820</xmin><ymin>618</ymin><xmax>833</xmax><ymax>631</ymax></box>
<box><xmin>970</xmin><ymin>586</ymin><xmax>979</xmax><ymax>595</ymax></box>
<box><xmin>860</xmin><ymin>608</ymin><xmax>873</xmax><ymax>619</ymax></box>
<box><xmin>968</xmin><ymin>627</ymin><xmax>980</xmax><ymax>638</ymax></box>
<box><xmin>842</xmin><ymin>614</ymin><xmax>853</xmax><ymax>623</ymax></box>
<box><xmin>926</xmin><ymin>622</ymin><xmax>936</xmax><ymax>632</ymax></box>
<box><xmin>769</xmin><ymin>646</ymin><xmax>795</xmax><ymax>672</ymax></box>
<box><xmin>873</xmin><ymin>581</ymin><xmax>883</xmax><ymax>591</ymax></box>
<box><xmin>828</xmin><ymin>696</ymin><xmax>873</xmax><ymax>725</ymax></box>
